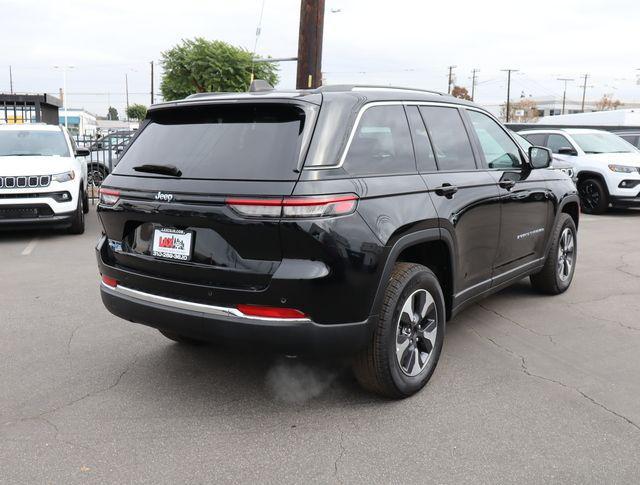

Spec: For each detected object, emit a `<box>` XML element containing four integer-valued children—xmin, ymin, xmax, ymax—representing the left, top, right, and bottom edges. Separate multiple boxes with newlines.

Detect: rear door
<box><xmin>418</xmin><ymin>105</ymin><xmax>501</xmax><ymax>298</ymax></box>
<box><xmin>465</xmin><ymin>110</ymin><xmax>552</xmax><ymax>279</ymax></box>
<box><xmin>99</xmin><ymin>101</ymin><xmax>316</xmax><ymax>291</ymax></box>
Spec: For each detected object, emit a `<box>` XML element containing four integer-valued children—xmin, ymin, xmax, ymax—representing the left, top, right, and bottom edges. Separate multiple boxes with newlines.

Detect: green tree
<box><xmin>107</xmin><ymin>106</ymin><xmax>119</xmax><ymax>120</ymax></box>
<box><xmin>126</xmin><ymin>103</ymin><xmax>148</xmax><ymax>121</ymax></box>
<box><xmin>160</xmin><ymin>38</ymin><xmax>279</xmax><ymax>101</ymax></box>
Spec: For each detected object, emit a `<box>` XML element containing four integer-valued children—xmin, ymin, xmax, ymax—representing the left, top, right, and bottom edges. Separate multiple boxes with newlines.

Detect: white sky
<box><xmin>3</xmin><ymin>0</ymin><xmax>640</xmax><ymax>117</ymax></box>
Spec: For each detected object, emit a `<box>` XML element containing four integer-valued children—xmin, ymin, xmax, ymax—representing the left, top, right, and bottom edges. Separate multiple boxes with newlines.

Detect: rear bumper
<box><xmin>100</xmin><ymin>283</ymin><xmax>372</xmax><ymax>355</ymax></box>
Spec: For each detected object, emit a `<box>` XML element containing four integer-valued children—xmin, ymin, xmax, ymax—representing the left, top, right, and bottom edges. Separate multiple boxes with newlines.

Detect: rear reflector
<box><xmin>101</xmin><ymin>275</ymin><xmax>118</xmax><ymax>288</ymax></box>
<box><xmin>99</xmin><ymin>188</ymin><xmax>120</xmax><ymax>206</ymax></box>
<box><xmin>236</xmin><ymin>304</ymin><xmax>308</xmax><ymax>319</ymax></box>
<box><xmin>226</xmin><ymin>194</ymin><xmax>357</xmax><ymax>218</ymax></box>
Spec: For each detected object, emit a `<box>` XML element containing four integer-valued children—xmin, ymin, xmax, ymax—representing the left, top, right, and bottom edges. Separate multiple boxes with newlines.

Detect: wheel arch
<box><xmin>372</xmin><ymin>229</ymin><xmax>456</xmax><ymax>321</ymax></box>
<box><xmin>576</xmin><ymin>170</ymin><xmax>609</xmax><ymax>195</ymax></box>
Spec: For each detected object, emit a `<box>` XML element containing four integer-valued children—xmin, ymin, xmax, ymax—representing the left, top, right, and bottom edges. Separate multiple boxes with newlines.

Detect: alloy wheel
<box><xmin>578</xmin><ymin>181</ymin><xmax>600</xmax><ymax>210</ymax></box>
<box><xmin>557</xmin><ymin>227</ymin><xmax>575</xmax><ymax>281</ymax></box>
<box><xmin>395</xmin><ymin>289</ymin><xmax>438</xmax><ymax>377</ymax></box>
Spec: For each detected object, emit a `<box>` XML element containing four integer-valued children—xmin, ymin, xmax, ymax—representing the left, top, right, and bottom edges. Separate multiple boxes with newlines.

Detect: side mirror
<box><xmin>558</xmin><ymin>146</ymin><xmax>578</xmax><ymax>156</ymax></box>
<box><xmin>75</xmin><ymin>147</ymin><xmax>91</xmax><ymax>157</ymax></box>
<box><xmin>528</xmin><ymin>146</ymin><xmax>552</xmax><ymax>169</ymax></box>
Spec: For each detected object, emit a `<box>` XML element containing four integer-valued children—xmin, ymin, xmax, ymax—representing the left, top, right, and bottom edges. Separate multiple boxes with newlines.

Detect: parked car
<box><xmin>0</xmin><ymin>123</ymin><xmax>89</xmax><ymax>233</ymax></box>
<box><xmin>511</xmin><ymin>130</ymin><xmax>577</xmax><ymax>182</ymax></box>
<box><xmin>520</xmin><ymin>128</ymin><xmax>640</xmax><ymax>214</ymax></box>
<box><xmin>96</xmin><ymin>85</ymin><xmax>580</xmax><ymax>398</ymax></box>
<box><xmin>84</xmin><ymin>130</ymin><xmax>135</xmax><ymax>187</ymax></box>
<box><xmin>612</xmin><ymin>130</ymin><xmax>640</xmax><ymax>150</ymax></box>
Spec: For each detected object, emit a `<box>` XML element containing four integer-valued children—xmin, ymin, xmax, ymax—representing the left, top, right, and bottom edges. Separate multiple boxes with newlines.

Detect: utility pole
<box><xmin>125</xmin><ymin>73</ymin><xmax>130</xmax><ymax>117</ymax></box>
<box><xmin>296</xmin><ymin>0</ymin><xmax>325</xmax><ymax>89</ymax></box>
<box><xmin>9</xmin><ymin>65</ymin><xmax>13</xmax><ymax>94</ymax></box>
<box><xmin>447</xmin><ymin>65</ymin><xmax>456</xmax><ymax>94</ymax></box>
<box><xmin>557</xmin><ymin>78</ymin><xmax>574</xmax><ymax>115</ymax></box>
<box><xmin>470</xmin><ymin>68</ymin><xmax>479</xmax><ymax>101</ymax></box>
<box><xmin>579</xmin><ymin>73</ymin><xmax>590</xmax><ymax>113</ymax></box>
<box><xmin>501</xmin><ymin>69</ymin><xmax>518</xmax><ymax>122</ymax></box>
<box><xmin>150</xmin><ymin>61</ymin><xmax>154</xmax><ymax>105</ymax></box>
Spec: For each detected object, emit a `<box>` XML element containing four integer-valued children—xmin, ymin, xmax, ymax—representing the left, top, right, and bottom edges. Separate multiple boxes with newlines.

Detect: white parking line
<box><xmin>21</xmin><ymin>238</ymin><xmax>39</xmax><ymax>256</ymax></box>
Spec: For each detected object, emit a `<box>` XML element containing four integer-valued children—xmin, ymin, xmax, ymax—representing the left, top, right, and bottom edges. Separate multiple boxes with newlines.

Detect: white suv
<box><xmin>520</xmin><ymin>128</ymin><xmax>640</xmax><ymax>214</ymax></box>
<box><xmin>0</xmin><ymin>124</ymin><xmax>89</xmax><ymax>233</ymax></box>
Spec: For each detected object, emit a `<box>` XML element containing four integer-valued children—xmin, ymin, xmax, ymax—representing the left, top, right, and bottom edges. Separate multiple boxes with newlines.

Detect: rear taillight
<box><xmin>236</xmin><ymin>304</ymin><xmax>308</xmax><ymax>319</ymax></box>
<box><xmin>99</xmin><ymin>188</ymin><xmax>120</xmax><ymax>206</ymax></box>
<box><xmin>101</xmin><ymin>275</ymin><xmax>118</xmax><ymax>288</ymax></box>
<box><xmin>226</xmin><ymin>194</ymin><xmax>358</xmax><ymax>218</ymax></box>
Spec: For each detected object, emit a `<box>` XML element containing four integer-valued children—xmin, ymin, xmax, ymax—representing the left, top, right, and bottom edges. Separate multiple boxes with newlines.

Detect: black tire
<box><xmin>68</xmin><ymin>193</ymin><xmax>85</xmax><ymax>235</ymax></box>
<box><xmin>578</xmin><ymin>177</ymin><xmax>608</xmax><ymax>214</ymax></box>
<box><xmin>530</xmin><ymin>213</ymin><xmax>577</xmax><ymax>295</ymax></box>
<box><xmin>82</xmin><ymin>185</ymin><xmax>89</xmax><ymax>214</ymax></box>
<box><xmin>352</xmin><ymin>263</ymin><xmax>446</xmax><ymax>399</ymax></box>
<box><xmin>158</xmin><ymin>329</ymin><xmax>205</xmax><ymax>345</ymax></box>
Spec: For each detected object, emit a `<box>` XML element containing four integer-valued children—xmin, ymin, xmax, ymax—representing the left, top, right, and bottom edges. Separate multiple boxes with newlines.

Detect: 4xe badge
<box><xmin>155</xmin><ymin>191</ymin><xmax>174</xmax><ymax>202</ymax></box>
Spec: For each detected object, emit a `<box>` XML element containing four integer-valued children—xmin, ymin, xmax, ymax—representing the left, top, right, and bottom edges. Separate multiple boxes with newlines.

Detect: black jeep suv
<box><xmin>96</xmin><ymin>85</ymin><xmax>579</xmax><ymax>398</ymax></box>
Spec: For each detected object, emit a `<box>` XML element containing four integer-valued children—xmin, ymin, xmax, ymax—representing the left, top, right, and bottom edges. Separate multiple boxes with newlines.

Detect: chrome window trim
<box><xmin>304</xmin><ymin>100</ymin><xmax>513</xmax><ymax>171</ymax></box>
<box><xmin>102</xmin><ymin>282</ymin><xmax>312</xmax><ymax>323</ymax></box>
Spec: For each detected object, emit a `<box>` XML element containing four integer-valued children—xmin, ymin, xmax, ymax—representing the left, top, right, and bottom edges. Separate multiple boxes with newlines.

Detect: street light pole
<box><xmin>125</xmin><ymin>73</ymin><xmax>130</xmax><ymax>117</ymax></box>
<box><xmin>501</xmin><ymin>69</ymin><xmax>518</xmax><ymax>122</ymax></box>
<box><xmin>557</xmin><ymin>78</ymin><xmax>574</xmax><ymax>115</ymax></box>
<box><xmin>53</xmin><ymin>65</ymin><xmax>74</xmax><ymax>129</ymax></box>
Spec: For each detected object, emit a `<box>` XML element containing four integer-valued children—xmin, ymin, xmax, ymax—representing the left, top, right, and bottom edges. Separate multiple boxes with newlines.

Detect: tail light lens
<box><xmin>237</xmin><ymin>304</ymin><xmax>308</xmax><ymax>319</ymax></box>
<box><xmin>99</xmin><ymin>188</ymin><xmax>120</xmax><ymax>206</ymax></box>
<box><xmin>226</xmin><ymin>194</ymin><xmax>358</xmax><ymax>218</ymax></box>
<box><xmin>101</xmin><ymin>275</ymin><xmax>118</xmax><ymax>288</ymax></box>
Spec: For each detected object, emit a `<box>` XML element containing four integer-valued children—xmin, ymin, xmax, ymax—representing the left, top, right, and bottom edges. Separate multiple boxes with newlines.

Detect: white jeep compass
<box><xmin>0</xmin><ymin>124</ymin><xmax>89</xmax><ymax>233</ymax></box>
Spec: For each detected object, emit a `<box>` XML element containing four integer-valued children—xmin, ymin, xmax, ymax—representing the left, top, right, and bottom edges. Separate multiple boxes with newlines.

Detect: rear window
<box><xmin>114</xmin><ymin>104</ymin><xmax>310</xmax><ymax>180</ymax></box>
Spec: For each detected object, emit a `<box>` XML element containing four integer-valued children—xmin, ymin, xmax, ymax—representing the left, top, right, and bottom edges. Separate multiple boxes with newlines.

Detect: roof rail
<box><xmin>318</xmin><ymin>84</ymin><xmax>448</xmax><ymax>96</ymax></box>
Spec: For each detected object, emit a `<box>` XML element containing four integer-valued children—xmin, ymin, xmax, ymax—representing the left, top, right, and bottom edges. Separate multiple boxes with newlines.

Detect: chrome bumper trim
<box><xmin>101</xmin><ymin>282</ymin><xmax>312</xmax><ymax>322</ymax></box>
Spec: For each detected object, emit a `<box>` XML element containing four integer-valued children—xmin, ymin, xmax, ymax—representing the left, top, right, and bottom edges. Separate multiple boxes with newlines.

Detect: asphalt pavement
<box><xmin>1</xmin><ymin>205</ymin><xmax>639</xmax><ymax>484</ymax></box>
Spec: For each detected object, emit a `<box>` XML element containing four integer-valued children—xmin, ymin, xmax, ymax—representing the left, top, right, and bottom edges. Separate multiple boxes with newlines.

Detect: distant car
<box><xmin>0</xmin><ymin>124</ymin><xmax>89</xmax><ymax>233</ymax></box>
<box><xmin>85</xmin><ymin>130</ymin><xmax>135</xmax><ymax>186</ymax></box>
<box><xmin>520</xmin><ymin>128</ymin><xmax>640</xmax><ymax>214</ymax></box>
<box><xmin>511</xmin><ymin>130</ymin><xmax>576</xmax><ymax>182</ymax></box>
<box><xmin>613</xmin><ymin>130</ymin><xmax>640</xmax><ymax>150</ymax></box>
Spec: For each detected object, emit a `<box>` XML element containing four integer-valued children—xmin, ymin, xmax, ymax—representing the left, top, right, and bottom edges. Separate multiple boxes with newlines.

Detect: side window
<box><xmin>405</xmin><ymin>106</ymin><xmax>437</xmax><ymax>172</ymax></box>
<box><xmin>467</xmin><ymin>110</ymin><xmax>523</xmax><ymax>169</ymax></box>
<box><xmin>522</xmin><ymin>133</ymin><xmax>547</xmax><ymax>146</ymax></box>
<box><xmin>343</xmin><ymin>105</ymin><xmax>416</xmax><ymax>176</ymax></box>
<box><xmin>419</xmin><ymin>106</ymin><xmax>476</xmax><ymax>171</ymax></box>
<box><xmin>547</xmin><ymin>134</ymin><xmax>574</xmax><ymax>154</ymax></box>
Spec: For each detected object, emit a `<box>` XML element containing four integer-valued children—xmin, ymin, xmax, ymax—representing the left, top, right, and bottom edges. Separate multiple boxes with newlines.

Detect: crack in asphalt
<box><xmin>616</xmin><ymin>253</ymin><xmax>640</xmax><ymax>279</ymax></box>
<box><xmin>565</xmin><ymin>303</ymin><xmax>640</xmax><ymax>333</ymax></box>
<box><xmin>476</xmin><ymin>303</ymin><xmax>556</xmax><ymax>344</ymax></box>
<box><xmin>469</xmin><ymin>327</ymin><xmax>640</xmax><ymax>433</ymax></box>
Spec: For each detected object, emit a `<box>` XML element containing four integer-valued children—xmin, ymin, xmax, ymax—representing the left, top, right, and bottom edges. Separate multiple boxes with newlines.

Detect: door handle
<box><xmin>435</xmin><ymin>183</ymin><xmax>458</xmax><ymax>198</ymax></box>
<box><xmin>499</xmin><ymin>179</ymin><xmax>516</xmax><ymax>190</ymax></box>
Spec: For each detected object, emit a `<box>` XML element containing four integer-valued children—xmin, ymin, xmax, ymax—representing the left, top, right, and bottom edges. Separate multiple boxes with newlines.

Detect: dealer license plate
<box><xmin>151</xmin><ymin>228</ymin><xmax>193</xmax><ymax>261</ymax></box>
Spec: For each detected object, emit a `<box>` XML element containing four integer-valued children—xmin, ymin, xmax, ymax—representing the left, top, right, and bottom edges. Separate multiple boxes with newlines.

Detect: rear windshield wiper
<box><xmin>133</xmin><ymin>164</ymin><xmax>182</xmax><ymax>177</ymax></box>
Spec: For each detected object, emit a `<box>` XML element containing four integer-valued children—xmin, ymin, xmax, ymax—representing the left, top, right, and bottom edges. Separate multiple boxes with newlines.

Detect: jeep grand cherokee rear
<box><xmin>96</xmin><ymin>96</ymin><xmax>381</xmax><ymax>357</ymax></box>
